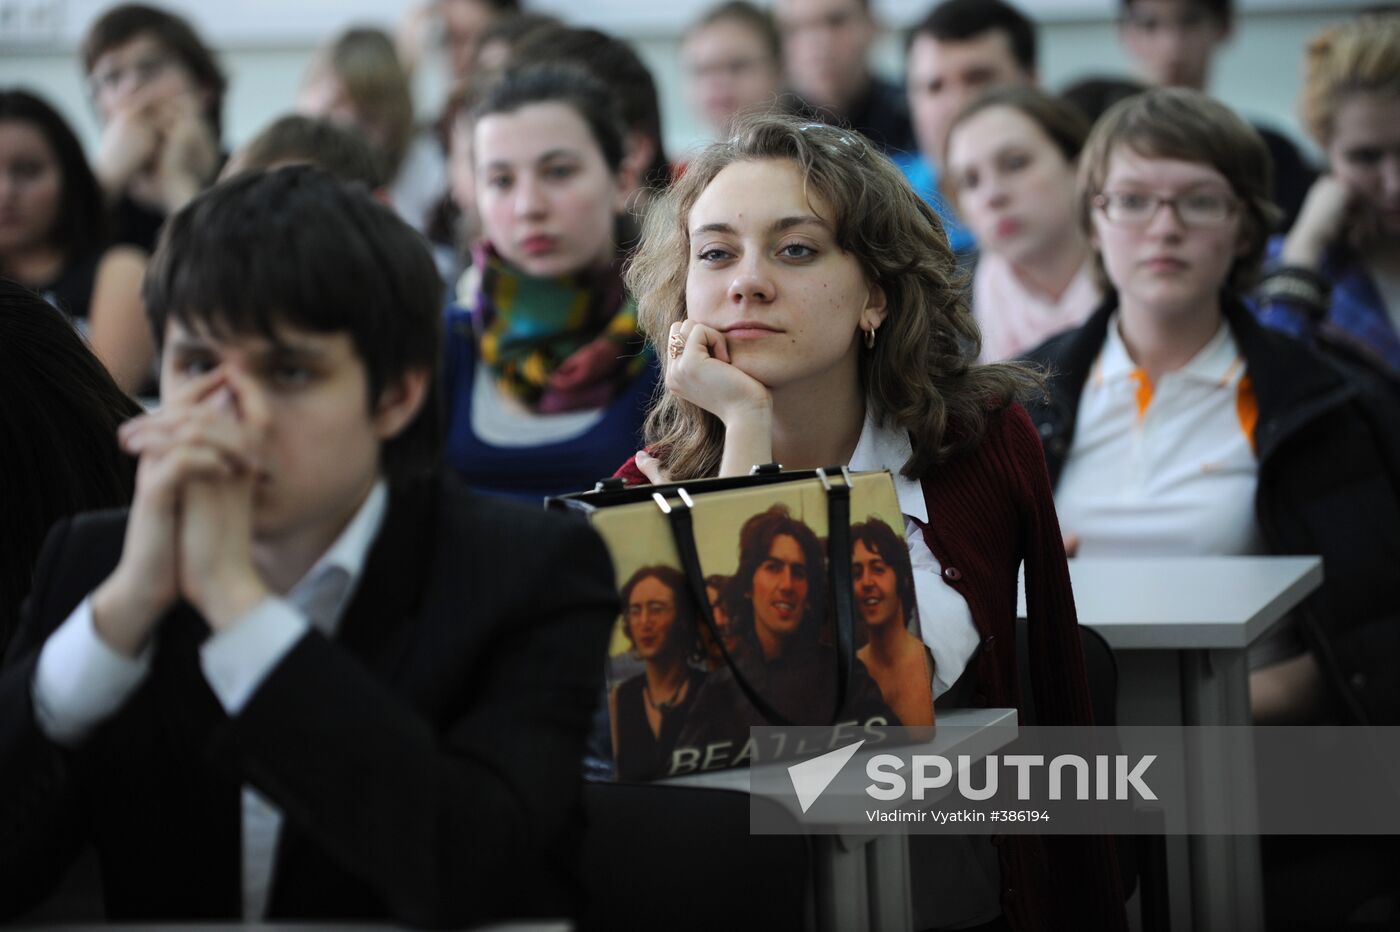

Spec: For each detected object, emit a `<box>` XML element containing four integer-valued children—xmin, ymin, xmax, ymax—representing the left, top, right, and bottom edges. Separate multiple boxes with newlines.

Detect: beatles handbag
<box><xmin>549</xmin><ymin>466</ymin><xmax>935</xmax><ymax>782</ymax></box>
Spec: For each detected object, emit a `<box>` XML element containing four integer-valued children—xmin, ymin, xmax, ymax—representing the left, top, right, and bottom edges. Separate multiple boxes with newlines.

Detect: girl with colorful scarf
<box><xmin>442</xmin><ymin>64</ymin><xmax>657</xmax><ymax>500</ymax></box>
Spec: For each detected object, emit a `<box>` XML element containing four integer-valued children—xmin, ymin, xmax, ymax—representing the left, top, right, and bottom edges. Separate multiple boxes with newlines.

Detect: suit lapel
<box><xmin>328</xmin><ymin>476</ymin><xmax>439</xmax><ymax>683</ymax></box>
<box><xmin>264</xmin><ymin>478</ymin><xmax>441</xmax><ymax>919</ymax></box>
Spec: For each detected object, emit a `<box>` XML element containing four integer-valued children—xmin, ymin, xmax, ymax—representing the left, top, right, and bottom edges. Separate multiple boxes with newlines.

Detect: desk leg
<box><xmin>814</xmin><ymin>835</ymin><xmax>871</xmax><ymax>932</ymax></box>
<box><xmin>1181</xmin><ymin>648</ymin><xmax>1264</xmax><ymax>932</ymax></box>
<box><xmin>1116</xmin><ymin>651</ymin><xmax>1192</xmax><ymax>932</ymax></box>
<box><xmin>866</xmin><ymin>835</ymin><xmax>912</xmax><ymax>932</ymax></box>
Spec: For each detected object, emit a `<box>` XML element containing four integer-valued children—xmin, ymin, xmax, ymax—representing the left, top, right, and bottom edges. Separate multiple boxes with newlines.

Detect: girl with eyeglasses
<box><xmin>1023</xmin><ymin>88</ymin><xmax>1400</xmax><ymax>727</ymax></box>
<box><xmin>81</xmin><ymin>4</ymin><xmax>225</xmax><ymax>255</ymax></box>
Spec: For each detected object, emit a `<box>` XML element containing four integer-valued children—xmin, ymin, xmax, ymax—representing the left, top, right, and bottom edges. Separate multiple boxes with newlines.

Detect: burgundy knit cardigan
<box><xmin>614</xmin><ymin>403</ymin><xmax>1127</xmax><ymax>932</ymax></box>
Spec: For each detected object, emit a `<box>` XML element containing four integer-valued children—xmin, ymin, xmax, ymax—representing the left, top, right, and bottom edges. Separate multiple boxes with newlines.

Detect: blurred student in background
<box><xmin>945</xmin><ymin>86</ymin><xmax>1099</xmax><ymax>360</ymax></box>
<box><xmin>397</xmin><ymin>0</ymin><xmax>519</xmax><ymax>86</ymax></box>
<box><xmin>1116</xmin><ymin>0</ymin><xmax>1314</xmax><ymax>228</ymax></box>
<box><xmin>222</xmin><ymin>114</ymin><xmax>386</xmax><ymax>191</ymax></box>
<box><xmin>81</xmin><ymin>3</ymin><xmax>224</xmax><ymax>252</ymax></box>
<box><xmin>1255</xmin><ymin>14</ymin><xmax>1400</xmax><ymax>388</ymax></box>
<box><xmin>774</xmin><ymin>0</ymin><xmax>915</xmax><ymax>154</ymax></box>
<box><xmin>682</xmin><ymin>2</ymin><xmax>787</xmax><ymax>141</ymax></box>
<box><xmin>0</xmin><ymin>90</ymin><xmax>152</xmax><ymax>394</ymax></box>
<box><xmin>299</xmin><ymin>27</ymin><xmax>446</xmax><ymax>242</ymax></box>
<box><xmin>510</xmin><ymin>25</ymin><xmax>673</xmax><ymax>198</ymax></box>
<box><xmin>902</xmin><ymin>0</ymin><xmax>1036</xmax><ymax>254</ymax></box>
<box><xmin>442</xmin><ymin>65</ymin><xmax>656</xmax><ymax>500</ymax></box>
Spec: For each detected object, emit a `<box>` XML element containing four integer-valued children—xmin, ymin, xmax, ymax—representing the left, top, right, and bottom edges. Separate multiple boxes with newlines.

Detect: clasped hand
<box><xmin>95</xmin><ymin>86</ymin><xmax>217</xmax><ymax>211</ymax></box>
<box><xmin>92</xmin><ymin>368</ymin><xmax>271</xmax><ymax>656</ymax></box>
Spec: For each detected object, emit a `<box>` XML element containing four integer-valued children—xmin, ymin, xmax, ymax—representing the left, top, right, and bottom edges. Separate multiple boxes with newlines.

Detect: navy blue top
<box><xmin>442</xmin><ymin>305</ymin><xmax>659</xmax><ymax>503</ymax></box>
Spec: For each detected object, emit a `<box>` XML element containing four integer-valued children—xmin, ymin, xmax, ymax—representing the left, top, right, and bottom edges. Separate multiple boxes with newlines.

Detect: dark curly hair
<box><xmin>724</xmin><ymin>505</ymin><xmax>826</xmax><ymax>655</ymax></box>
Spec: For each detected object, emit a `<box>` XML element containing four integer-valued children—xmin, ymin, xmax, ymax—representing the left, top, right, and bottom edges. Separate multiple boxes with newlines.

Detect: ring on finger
<box><xmin>668</xmin><ymin>332</ymin><xmax>686</xmax><ymax>360</ymax></box>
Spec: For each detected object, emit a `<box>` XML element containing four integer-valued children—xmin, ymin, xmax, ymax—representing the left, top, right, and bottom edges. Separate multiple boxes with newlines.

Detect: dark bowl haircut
<box><xmin>0</xmin><ymin>89</ymin><xmax>108</xmax><ymax>258</ymax></box>
<box><xmin>142</xmin><ymin>166</ymin><xmax>443</xmax><ymax>477</ymax></box>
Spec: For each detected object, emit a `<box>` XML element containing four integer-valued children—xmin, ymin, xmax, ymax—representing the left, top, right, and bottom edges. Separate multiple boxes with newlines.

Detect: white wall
<box><xmin>0</xmin><ymin>2</ymin><xmax>1366</xmax><ymax>171</ymax></box>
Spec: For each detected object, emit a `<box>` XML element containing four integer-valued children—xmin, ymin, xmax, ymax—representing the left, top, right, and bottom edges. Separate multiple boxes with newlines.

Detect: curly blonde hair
<box><xmin>625</xmin><ymin>113</ymin><xmax>1039</xmax><ymax>481</ymax></box>
<box><xmin>1299</xmin><ymin>14</ymin><xmax>1400</xmax><ymax>147</ymax></box>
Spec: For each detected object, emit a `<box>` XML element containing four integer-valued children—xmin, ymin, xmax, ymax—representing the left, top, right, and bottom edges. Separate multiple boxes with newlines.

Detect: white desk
<box><xmin>1020</xmin><ymin>556</ymin><xmax>1323</xmax><ymax>932</ymax></box>
<box><xmin>661</xmin><ymin>707</ymin><xmax>1019</xmax><ymax>932</ymax></box>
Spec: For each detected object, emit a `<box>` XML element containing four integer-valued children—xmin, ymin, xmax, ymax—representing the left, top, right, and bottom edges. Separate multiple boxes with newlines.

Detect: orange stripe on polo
<box><xmin>1236</xmin><ymin>374</ymin><xmax>1258</xmax><ymax>455</ymax></box>
<box><xmin>1129</xmin><ymin>369</ymin><xmax>1154</xmax><ymax>420</ymax></box>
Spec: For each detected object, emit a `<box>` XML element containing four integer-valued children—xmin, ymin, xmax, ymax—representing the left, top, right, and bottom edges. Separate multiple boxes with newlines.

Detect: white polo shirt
<box><xmin>1053</xmin><ymin>316</ymin><xmax>1264</xmax><ymax>558</ymax></box>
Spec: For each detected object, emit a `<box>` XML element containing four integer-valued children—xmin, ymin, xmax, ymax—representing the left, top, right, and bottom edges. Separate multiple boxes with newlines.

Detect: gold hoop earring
<box><xmin>865</xmin><ymin>327</ymin><xmax>876</xmax><ymax>350</ymax></box>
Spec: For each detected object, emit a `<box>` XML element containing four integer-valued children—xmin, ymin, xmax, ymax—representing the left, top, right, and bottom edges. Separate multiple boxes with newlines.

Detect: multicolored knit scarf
<box><xmin>465</xmin><ymin>243</ymin><xmax>651</xmax><ymax>414</ymax></box>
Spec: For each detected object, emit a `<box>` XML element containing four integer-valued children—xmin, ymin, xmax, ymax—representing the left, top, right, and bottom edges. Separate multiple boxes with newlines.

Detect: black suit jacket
<box><xmin>0</xmin><ymin>475</ymin><xmax>618</xmax><ymax>926</ymax></box>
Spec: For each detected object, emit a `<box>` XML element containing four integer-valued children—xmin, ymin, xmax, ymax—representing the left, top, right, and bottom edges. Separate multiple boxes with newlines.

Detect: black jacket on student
<box><xmin>0</xmin><ymin>475</ymin><xmax>618</xmax><ymax>925</ymax></box>
<box><xmin>1022</xmin><ymin>295</ymin><xmax>1400</xmax><ymax>724</ymax></box>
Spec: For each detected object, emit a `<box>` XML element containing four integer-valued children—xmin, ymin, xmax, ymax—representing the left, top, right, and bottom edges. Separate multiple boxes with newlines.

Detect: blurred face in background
<box><xmin>947</xmin><ymin>105</ymin><xmax>1079</xmax><ymax>268</ymax></box>
<box><xmin>89</xmin><ymin>31</ymin><xmax>208</xmax><ymax>125</ymax></box>
<box><xmin>1326</xmin><ymin>92</ymin><xmax>1400</xmax><ymax>238</ymax></box>
<box><xmin>774</xmin><ymin>0</ymin><xmax>875</xmax><ymax>114</ymax></box>
<box><xmin>474</xmin><ymin>101</ymin><xmax>624</xmax><ymax>278</ymax></box>
<box><xmin>1119</xmin><ymin>0</ymin><xmax>1228</xmax><ymax>90</ymax></box>
<box><xmin>683</xmin><ymin>17</ymin><xmax>784</xmax><ymax>135</ymax></box>
<box><xmin>442</xmin><ymin>0</ymin><xmax>499</xmax><ymax>82</ymax></box>
<box><xmin>297</xmin><ymin>70</ymin><xmax>362</xmax><ymax>136</ymax></box>
<box><xmin>0</xmin><ymin>120</ymin><xmax>61</xmax><ymax>255</ymax></box>
<box><xmin>906</xmin><ymin>30</ymin><xmax>1030</xmax><ymax>169</ymax></box>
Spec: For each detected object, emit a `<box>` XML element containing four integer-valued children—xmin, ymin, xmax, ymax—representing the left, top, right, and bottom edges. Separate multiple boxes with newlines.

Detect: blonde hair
<box><xmin>625</xmin><ymin>113</ymin><xmax>1039</xmax><ymax>482</ymax></box>
<box><xmin>1077</xmin><ymin>88</ymin><xmax>1280</xmax><ymax>296</ymax></box>
<box><xmin>308</xmin><ymin>28</ymin><xmax>415</xmax><ymax>179</ymax></box>
<box><xmin>1300</xmin><ymin>15</ymin><xmax>1400</xmax><ymax>147</ymax></box>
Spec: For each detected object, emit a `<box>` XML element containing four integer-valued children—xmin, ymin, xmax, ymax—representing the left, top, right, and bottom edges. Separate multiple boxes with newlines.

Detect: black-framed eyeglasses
<box><xmin>1093</xmin><ymin>190</ymin><xmax>1240</xmax><ymax>228</ymax></box>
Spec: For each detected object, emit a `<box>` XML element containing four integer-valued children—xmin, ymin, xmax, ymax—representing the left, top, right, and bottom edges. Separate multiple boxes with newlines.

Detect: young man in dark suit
<box><xmin>0</xmin><ymin>166</ymin><xmax>618</xmax><ymax>926</ymax></box>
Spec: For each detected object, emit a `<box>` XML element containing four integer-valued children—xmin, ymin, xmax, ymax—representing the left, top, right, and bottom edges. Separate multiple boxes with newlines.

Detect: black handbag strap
<box><xmin>660</xmin><ymin>490</ymin><xmax>793</xmax><ymax>726</ymax></box>
<box><xmin>822</xmin><ymin>468</ymin><xmax>857</xmax><ymax>724</ymax></box>
<box><xmin>655</xmin><ymin>466</ymin><xmax>859</xmax><ymax>727</ymax></box>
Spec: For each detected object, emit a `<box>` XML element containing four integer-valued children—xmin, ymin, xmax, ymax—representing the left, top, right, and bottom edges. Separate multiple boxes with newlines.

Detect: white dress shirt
<box><xmin>32</xmin><ymin>480</ymin><xmax>389</xmax><ymax>920</ymax></box>
<box><xmin>847</xmin><ymin>412</ymin><xmax>980</xmax><ymax>698</ymax></box>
